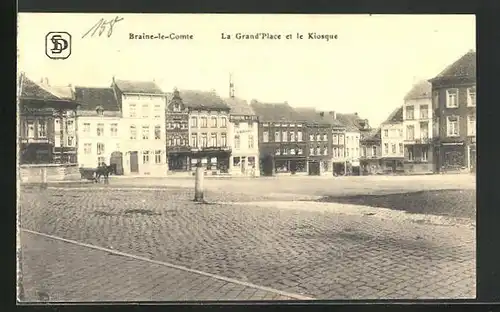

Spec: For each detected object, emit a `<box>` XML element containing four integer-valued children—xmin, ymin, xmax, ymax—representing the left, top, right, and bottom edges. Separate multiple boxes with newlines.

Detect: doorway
<box><xmin>129</xmin><ymin>151</ymin><xmax>139</xmax><ymax>173</ymax></box>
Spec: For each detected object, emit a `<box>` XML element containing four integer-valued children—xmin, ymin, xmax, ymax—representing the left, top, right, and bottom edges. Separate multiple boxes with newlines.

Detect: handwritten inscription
<box><xmin>82</xmin><ymin>16</ymin><xmax>124</xmax><ymax>39</ymax></box>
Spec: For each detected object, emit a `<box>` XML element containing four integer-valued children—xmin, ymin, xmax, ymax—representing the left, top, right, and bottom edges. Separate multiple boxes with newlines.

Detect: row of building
<box><xmin>18</xmin><ymin>50</ymin><xmax>476</xmax><ymax>177</ymax></box>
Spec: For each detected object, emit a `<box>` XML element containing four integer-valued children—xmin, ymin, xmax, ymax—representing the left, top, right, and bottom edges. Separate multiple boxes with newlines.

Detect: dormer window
<box><xmin>96</xmin><ymin>106</ymin><xmax>104</xmax><ymax>116</ymax></box>
<box><xmin>173</xmin><ymin>102</ymin><xmax>181</xmax><ymax>112</ymax></box>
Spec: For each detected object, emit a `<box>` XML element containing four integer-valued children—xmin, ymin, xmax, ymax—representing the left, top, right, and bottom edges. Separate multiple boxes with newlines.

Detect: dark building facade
<box><xmin>184</xmin><ymin>90</ymin><xmax>232</xmax><ymax>174</ymax></box>
<box><xmin>19</xmin><ymin>74</ymin><xmax>79</xmax><ymax>164</ymax></box>
<box><xmin>360</xmin><ymin>127</ymin><xmax>382</xmax><ymax>175</ymax></box>
<box><xmin>251</xmin><ymin>100</ymin><xmax>308</xmax><ymax>176</ymax></box>
<box><xmin>165</xmin><ymin>89</ymin><xmax>190</xmax><ymax>171</ymax></box>
<box><xmin>429</xmin><ymin>50</ymin><xmax>476</xmax><ymax>173</ymax></box>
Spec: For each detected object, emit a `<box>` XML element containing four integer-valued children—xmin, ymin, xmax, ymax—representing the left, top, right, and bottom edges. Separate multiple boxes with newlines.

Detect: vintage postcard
<box><xmin>17</xmin><ymin>13</ymin><xmax>476</xmax><ymax>302</ymax></box>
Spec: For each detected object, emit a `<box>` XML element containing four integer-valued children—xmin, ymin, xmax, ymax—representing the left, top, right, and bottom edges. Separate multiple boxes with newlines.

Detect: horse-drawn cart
<box><xmin>79</xmin><ymin>164</ymin><xmax>115</xmax><ymax>183</ymax></box>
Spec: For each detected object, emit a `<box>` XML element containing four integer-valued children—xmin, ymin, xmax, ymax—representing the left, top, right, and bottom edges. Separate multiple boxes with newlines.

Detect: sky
<box><xmin>17</xmin><ymin>14</ymin><xmax>475</xmax><ymax>127</ymax></box>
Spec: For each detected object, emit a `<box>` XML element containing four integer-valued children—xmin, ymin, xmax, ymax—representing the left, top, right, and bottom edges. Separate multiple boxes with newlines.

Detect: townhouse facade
<box><xmin>165</xmin><ymin>89</ymin><xmax>191</xmax><ymax>172</ymax></box>
<box><xmin>111</xmin><ymin>78</ymin><xmax>168</xmax><ymax>176</ymax></box>
<box><xmin>331</xmin><ymin>116</ymin><xmax>347</xmax><ymax>176</ymax></box>
<box><xmin>402</xmin><ymin>80</ymin><xmax>434</xmax><ymax>173</ymax></box>
<box><xmin>19</xmin><ymin>74</ymin><xmax>79</xmax><ymax>165</ymax></box>
<box><xmin>429</xmin><ymin>50</ymin><xmax>476</xmax><ymax>173</ymax></box>
<box><xmin>226</xmin><ymin>97</ymin><xmax>260</xmax><ymax>176</ymax></box>
<box><xmin>251</xmin><ymin>100</ymin><xmax>307</xmax><ymax>176</ymax></box>
<box><xmin>381</xmin><ymin>106</ymin><xmax>405</xmax><ymax>173</ymax></box>
<box><xmin>360</xmin><ymin>128</ymin><xmax>382</xmax><ymax>175</ymax></box>
<box><xmin>336</xmin><ymin>113</ymin><xmax>363</xmax><ymax>175</ymax></box>
<box><xmin>73</xmin><ymin>86</ymin><xmax>123</xmax><ymax>172</ymax></box>
<box><xmin>184</xmin><ymin>90</ymin><xmax>231</xmax><ymax>174</ymax></box>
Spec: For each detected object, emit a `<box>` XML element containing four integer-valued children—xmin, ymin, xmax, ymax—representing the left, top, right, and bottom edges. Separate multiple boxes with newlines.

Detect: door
<box><xmin>110</xmin><ymin>151</ymin><xmax>124</xmax><ymax>175</ymax></box>
<box><xmin>241</xmin><ymin>158</ymin><xmax>246</xmax><ymax>174</ymax></box>
<box><xmin>308</xmin><ymin>161</ymin><xmax>320</xmax><ymax>175</ymax></box>
<box><xmin>130</xmin><ymin>151</ymin><xmax>139</xmax><ymax>173</ymax></box>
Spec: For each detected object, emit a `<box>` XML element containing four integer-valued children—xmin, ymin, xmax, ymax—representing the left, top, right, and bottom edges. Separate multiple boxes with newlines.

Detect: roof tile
<box><xmin>114</xmin><ymin>79</ymin><xmax>164</xmax><ymax>94</ymax></box>
<box><xmin>74</xmin><ymin>87</ymin><xmax>120</xmax><ymax>112</ymax></box>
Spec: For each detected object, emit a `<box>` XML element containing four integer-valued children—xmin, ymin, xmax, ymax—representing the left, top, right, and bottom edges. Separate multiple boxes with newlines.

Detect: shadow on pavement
<box><xmin>314</xmin><ymin>189</ymin><xmax>476</xmax><ymax>219</ymax></box>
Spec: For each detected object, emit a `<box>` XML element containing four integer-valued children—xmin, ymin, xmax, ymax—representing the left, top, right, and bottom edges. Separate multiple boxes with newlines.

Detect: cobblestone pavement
<box><xmin>18</xmin><ymin>231</ymin><xmax>298</xmax><ymax>302</ymax></box>
<box><xmin>19</xmin><ymin>187</ymin><xmax>476</xmax><ymax>300</ymax></box>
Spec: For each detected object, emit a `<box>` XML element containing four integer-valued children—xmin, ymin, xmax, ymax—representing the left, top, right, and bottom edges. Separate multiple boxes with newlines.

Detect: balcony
<box><xmin>404</xmin><ymin>137</ymin><xmax>432</xmax><ymax>145</ymax></box>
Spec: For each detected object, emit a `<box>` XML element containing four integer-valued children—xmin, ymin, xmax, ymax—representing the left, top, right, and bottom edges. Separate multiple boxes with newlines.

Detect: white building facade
<box><xmin>112</xmin><ymin>79</ymin><xmax>168</xmax><ymax>176</ymax></box>
<box><xmin>381</xmin><ymin>106</ymin><xmax>405</xmax><ymax>172</ymax></box>
<box><xmin>226</xmin><ymin>97</ymin><xmax>259</xmax><ymax>176</ymax></box>
<box><xmin>344</xmin><ymin>131</ymin><xmax>361</xmax><ymax>169</ymax></box>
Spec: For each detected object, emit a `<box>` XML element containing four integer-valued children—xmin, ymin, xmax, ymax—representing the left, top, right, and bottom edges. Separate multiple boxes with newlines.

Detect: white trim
<box><xmin>446</xmin><ymin>115</ymin><xmax>460</xmax><ymax>137</ymax></box>
<box><xmin>445</xmin><ymin>88</ymin><xmax>459</xmax><ymax>108</ymax></box>
<box><xmin>467</xmin><ymin>87</ymin><xmax>476</xmax><ymax>107</ymax></box>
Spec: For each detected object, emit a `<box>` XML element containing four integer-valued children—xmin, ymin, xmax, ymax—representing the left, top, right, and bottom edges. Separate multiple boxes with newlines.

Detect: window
<box><xmin>406</xmin><ymin>125</ymin><xmax>415</xmax><ymax>140</ymax></box>
<box><xmin>346</xmin><ymin>148</ymin><xmax>350</xmax><ymax>157</ymax></box>
<box><xmin>338</xmin><ymin>134</ymin><xmax>344</xmax><ymax>144</ymax></box>
<box><xmin>332</xmin><ymin>134</ymin><xmax>338</xmax><ymax>145</ymax></box>
<box><xmin>372</xmin><ymin>146</ymin><xmax>377</xmax><ymax>156</ymax></box>
<box><xmin>97</xmin><ymin>123</ymin><xmax>104</xmax><ymax>136</ymax></box>
<box><xmin>129</xmin><ymin>103</ymin><xmax>137</xmax><ymax>117</ymax></box>
<box><xmin>323</xmin><ymin>134</ymin><xmax>328</xmax><ymax>141</ymax></box>
<box><xmin>446</xmin><ymin>116</ymin><xmax>460</xmax><ymax>137</ymax></box>
<box><xmin>290</xmin><ymin>148</ymin><xmax>296</xmax><ymax>155</ymax></box>
<box><xmin>200</xmin><ymin>117</ymin><xmax>208</xmax><ymax>128</ymax></box>
<box><xmin>173</xmin><ymin>122</ymin><xmax>180</xmax><ymax>129</ymax></box>
<box><xmin>201</xmin><ymin>133</ymin><xmax>208</xmax><ymax>147</ymax></box>
<box><xmin>297</xmin><ymin>131</ymin><xmax>303</xmax><ymax>141</ymax></box>
<box><xmin>420</xmin><ymin>122</ymin><xmax>429</xmax><ymax>139</ymax></box>
<box><xmin>97</xmin><ymin>156</ymin><xmax>106</xmax><ymax>164</ymax></box>
<box><xmin>155</xmin><ymin>150</ymin><xmax>162</xmax><ymax>164</ymax></box>
<box><xmin>446</xmin><ymin>89</ymin><xmax>459</xmax><ymax>108</ymax></box>
<box><xmin>83</xmin><ymin>123</ymin><xmax>91</xmax><ymax>133</ymax></box>
<box><xmin>323</xmin><ymin>148</ymin><xmax>328</xmax><ymax>156</ymax></box>
<box><xmin>309</xmin><ymin>134</ymin><xmax>315</xmax><ymax>141</ymax></box>
<box><xmin>97</xmin><ymin>143</ymin><xmax>105</xmax><ymax>155</ymax></box>
<box><xmin>191</xmin><ymin>134</ymin><xmax>198</xmax><ymax>147</ymax></box>
<box><xmin>221</xmin><ymin>133</ymin><xmax>227</xmax><ymax>147</ymax></box>
<box><xmin>210</xmin><ymin>133</ymin><xmax>217</xmax><ymax>147</ymax></box>
<box><xmin>290</xmin><ymin>131</ymin><xmax>295</xmax><ymax>142</ymax></box>
<box><xmin>316</xmin><ymin>134</ymin><xmax>321</xmax><ymax>141</ymax></box>
<box><xmin>190</xmin><ymin>117</ymin><xmax>198</xmax><ymax>128</ymax></box>
<box><xmin>406</xmin><ymin>106</ymin><xmax>414</xmax><ymax>120</ymax></box>
<box><xmin>174</xmin><ymin>137</ymin><xmax>181</xmax><ymax>146</ymax></box>
<box><xmin>38</xmin><ymin>120</ymin><xmax>47</xmax><ymax>138</ymax></box>
<box><xmin>282</xmin><ymin>131</ymin><xmax>288</xmax><ymax>142</ymax></box>
<box><xmin>398</xmin><ymin>129</ymin><xmax>403</xmax><ymax>137</ymax></box>
<box><xmin>384</xmin><ymin>143</ymin><xmax>389</xmax><ymax>154</ymax></box>
<box><xmin>275</xmin><ymin>131</ymin><xmax>280</xmax><ymax>142</ymax></box>
<box><xmin>248</xmin><ymin>135</ymin><xmax>254</xmax><ymax>149</ymax></box>
<box><xmin>346</xmin><ymin>136</ymin><xmax>350</xmax><ymax>144</ymax></box>
<box><xmin>422</xmin><ymin>147</ymin><xmax>428</xmax><ymax>161</ymax></box>
<box><xmin>283</xmin><ymin>148</ymin><xmax>288</xmax><ymax>155</ymax></box>
<box><xmin>210</xmin><ymin>117</ymin><xmax>217</xmax><ymax>128</ymax></box>
<box><xmin>143</xmin><ymin>151</ymin><xmax>150</xmax><ymax>164</ymax></box>
<box><xmin>263</xmin><ymin>131</ymin><xmax>269</xmax><ymax>143</ymax></box>
<box><xmin>67</xmin><ymin>136</ymin><xmax>74</xmax><ymax>146</ymax></box>
<box><xmin>84</xmin><ymin>143</ymin><xmax>92</xmax><ymax>154</ymax></box>
<box><xmin>297</xmin><ymin>148</ymin><xmax>303</xmax><ymax>155</ymax></box>
<box><xmin>220</xmin><ymin>117</ymin><xmax>227</xmax><ymax>128</ymax></box>
<box><xmin>234</xmin><ymin>135</ymin><xmax>240</xmax><ymax>149</ymax></box>
<box><xmin>420</xmin><ymin>105</ymin><xmax>429</xmax><ymax>119</ymax></box>
<box><xmin>154</xmin><ymin>104</ymin><xmax>162</xmax><ymax>118</ymax></box>
<box><xmin>130</xmin><ymin>125</ymin><xmax>137</xmax><ymax>140</ymax></box>
<box><xmin>66</xmin><ymin>120</ymin><xmax>74</xmax><ymax>132</ymax></box>
<box><xmin>142</xmin><ymin>104</ymin><xmax>149</xmax><ymax>118</ymax></box>
<box><xmin>309</xmin><ymin>148</ymin><xmax>313</xmax><ymax>156</ymax></box>
<box><xmin>110</xmin><ymin>123</ymin><xmax>118</xmax><ymax>136</ymax></box>
<box><xmin>154</xmin><ymin>125</ymin><xmax>161</xmax><ymax>140</ymax></box>
<box><xmin>391</xmin><ymin>144</ymin><xmax>396</xmax><ymax>154</ymax></box>
<box><xmin>333</xmin><ymin>147</ymin><xmax>339</xmax><ymax>158</ymax></box>
<box><xmin>467</xmin><ymin>114</ymin><xmax>476</xmax><ymax>136</ymax></box>
<box><xmin>398</xmin><ymin>143</ymin><xmax>403</xmax><ymax>154</ymax></box>
<box><xmin>315</xmin><ymin>147</ymin><xmax>320</xmax><ymax>155</ymax></box>
<box><xmin>339</xmin><ymin>147</ymin><xmax>344</xmax><ymax>157</ymax></box>
<box><xmin>172</xmin><ymin>103</ymin><xmax>181</xmax><ymax>112</ymax></box>
<box><xmin>407</xmin><ymin>146</ymin><xmax>414</xmax><ymax>161</ymax></box>
<box><xmin>467</xmin><ymin>87</ymin><xmax>476</xmax><ymax>107</ymax></box>
<box><xmin>275</xmin><ymin>148</ymin><xmax>281</xmax><ymax>155</ymax></box>
<box><xmin>142</xmin><ymin>125</ymin><xmax>150</xmax><ymax>140</ymax></box>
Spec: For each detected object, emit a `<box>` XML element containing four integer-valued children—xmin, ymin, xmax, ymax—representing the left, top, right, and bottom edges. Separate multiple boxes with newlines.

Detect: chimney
<box><xmin>319</xmin><ymin>112</ymin><xmax>325</xmax><ymax>117</ymax></box>
<box><xmin>329</xmin><ymin>111</ymin><xmax>337</xmax><ymax>120</ymax></box>
<box><xmin>112</xmin><ymin>76</ymin><xmax>116</xmax><ymax>84</ymax></box>
<box><xmin>354</xmin><ymin>112</ymin><xmax>358</xmax><ymax>116</ymax></box>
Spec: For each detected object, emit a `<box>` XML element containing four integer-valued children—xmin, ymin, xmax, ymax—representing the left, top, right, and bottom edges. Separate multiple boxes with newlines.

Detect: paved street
<box><xmin>18</xmin><ymin>175</ymin><xmax>476</xmax><ymax>301</ymax></box>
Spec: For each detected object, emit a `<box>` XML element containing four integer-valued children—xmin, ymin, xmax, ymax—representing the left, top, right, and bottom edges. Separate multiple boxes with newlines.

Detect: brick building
<box><xmin>165</xmin><ymin>89</ymin><xmax>190</xmax><ymax>172</ymax></box>
<box><xmin>360</xmin><ymin>127</ymin><xmax>382</xmax><ymax>175</ymax></box>
<box><xmin>251</xmin><ymin>101</ymin><xmax>307</xmax><ymax>176</ymax></box>
<box><xmin>429</xmin><ymin>50</ymin><xmax>476</xmax><ymax>173</ymax></box>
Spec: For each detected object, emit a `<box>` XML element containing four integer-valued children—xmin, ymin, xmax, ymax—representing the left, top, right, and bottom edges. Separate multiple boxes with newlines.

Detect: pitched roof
<box><xmin>179</xmin><ymin>90</ymin><xmax>229</xmax><ymax>110</ymax></box>
<box><xmin>294</xmin><ymin>107</ymin><xmax>336</xmax><ymax>126</ymax></box>
<box><xmin>225</xmin><ymin>97</ymin><xmax>255</xmax><ymax>115</ymax></box>
<box><xmin>382</xmin><ymin>106</ymin><xmax>403</xmax><ymax>125</ymax></box>
<box><xmin>113</xmin><ymin>79</ymin><xmax>164</xmax><ymax>94</ymax></box>
<box><xmin>430</xmin><ymin>50</ymin><xmax>476</xmax><ymax>82</ymax></box>
<box><xmin>404</xmin><ymin>80</ymin><xmax>432</xmax><ymax>101</ymax></box>
<box><xmin>74</xmin><ymin>87</ymin><xmax>120</xmax><ymax>112</ymax></box>
<box><xmin>250</xmin><ymin>100</ymin><xmax>300</xmax><ymax>122</ymax></box>
<box><xmin>19</xmin><ymin>75</ymin><xmax>73</xmax><ymax>100</ymax></box>
<box><xmin>336</xmin><ymin>113</ymin><xmax>363</xmax><ymax>132</ymax></box>
<box><xmin>361</xmin><ymin>127</ymin><xmax>381</xmax><ymax>141</ymax></box>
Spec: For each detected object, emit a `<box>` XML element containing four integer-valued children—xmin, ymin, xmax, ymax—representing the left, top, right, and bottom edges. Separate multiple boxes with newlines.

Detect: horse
<box><xmin>94</xmin><ymin>163</ymin><xmax>116</xmax><ymax>183</ymax></box>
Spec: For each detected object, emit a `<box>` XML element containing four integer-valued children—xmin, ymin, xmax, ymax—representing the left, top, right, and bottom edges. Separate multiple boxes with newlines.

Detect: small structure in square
<box><xmin>380</xmin><ymin>106</ymin><xmax>405</xmax><ymax>174</ymax></box>
<box><xmin>183</xmin><ymin>90</ymin><xmax>231</xmax><ymax>175</ymax></box>
<box><xmin>111</xmin><ymin>78</ymin><xmax>168</xmax><ymax>176</ymax></box>
<box><xmin>250</xmin><ymin>100</ymin><xmax>308</xmax><ymax>176</ymax></box>
<box><xmin>429</xmin><ymin>50</ymin><xmax>476</xmax><ymax>173</ymax></box>
<box><xmin>402</xmin><ymin>80</ymin><xmax>434</xmax><ymax>174</ymax></box>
